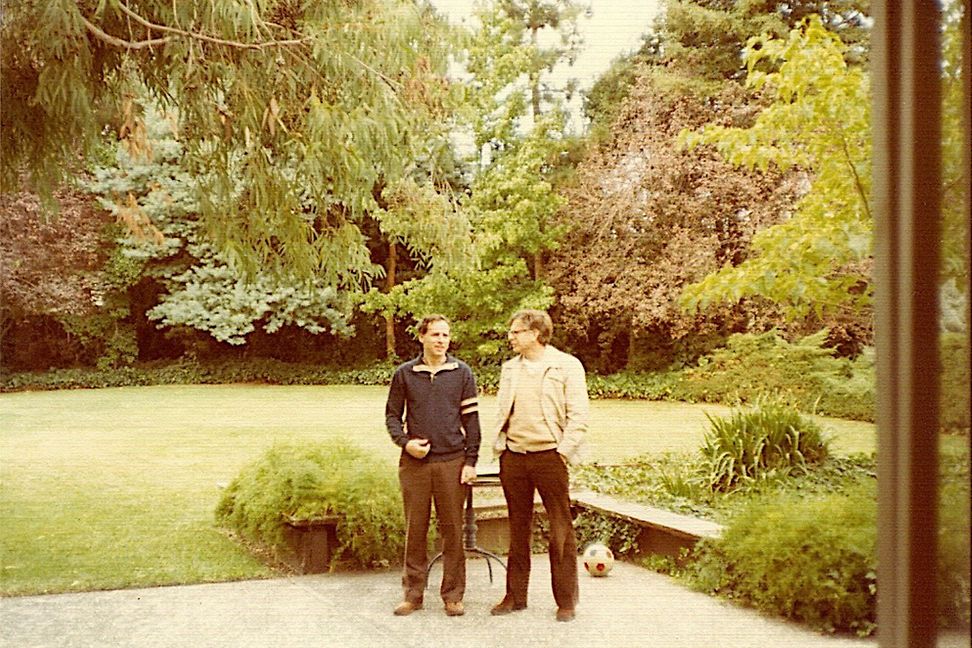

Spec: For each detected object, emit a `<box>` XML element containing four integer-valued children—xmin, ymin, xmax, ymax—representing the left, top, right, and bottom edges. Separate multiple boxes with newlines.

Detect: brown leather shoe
<box><xmin>490</xmin><ymin>595</ymin><xmax>527</xmax><ymax>616</ymax></box>
<box><xmin>444</xmin><ymin>600</ymin><xmax>465</xmax><ymax>617</ymax></box>
<box><xmin>556</xmin><ymin>607</ymin><xmax>576</xmax><ymax>622</ymax></box>
<box><xmin>393</xmin><ymin>600</ymin><xmax>422</xmax><ymax>616</ymax></box>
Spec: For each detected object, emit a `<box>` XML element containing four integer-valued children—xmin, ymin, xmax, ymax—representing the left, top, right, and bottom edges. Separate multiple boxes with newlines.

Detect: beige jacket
<box><xmin>491</xmin><ymin>345</ymin><xmax>589</xmax><ymax>465</ymax></box>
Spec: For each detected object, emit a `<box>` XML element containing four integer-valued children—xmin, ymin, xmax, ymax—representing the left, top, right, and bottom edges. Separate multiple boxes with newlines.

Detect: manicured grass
<box><xmin>0</xmin><ymin>385</ymin><xmax>878</xmax><ymax>596</ymax></box>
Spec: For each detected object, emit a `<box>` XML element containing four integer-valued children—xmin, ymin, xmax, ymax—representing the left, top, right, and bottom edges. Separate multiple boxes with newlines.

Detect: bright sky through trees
<box><xmin>431</xmin><ymin>0</ymin><xmax>662</xmax><ymax>131</ymax></box>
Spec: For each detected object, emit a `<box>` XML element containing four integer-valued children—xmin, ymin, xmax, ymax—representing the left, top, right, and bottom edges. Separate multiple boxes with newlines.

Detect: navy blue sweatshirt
<box><xmin>385</xmin><ymin>355</ymin><xmax>481</xmax><ymax>466</ymax></box>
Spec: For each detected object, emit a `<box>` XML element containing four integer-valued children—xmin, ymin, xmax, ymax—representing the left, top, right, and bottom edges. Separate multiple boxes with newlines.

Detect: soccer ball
<box><xmin>582</xmin><ymin>543</ymin><xmax>614</xmax><ymax>577</ymax></box>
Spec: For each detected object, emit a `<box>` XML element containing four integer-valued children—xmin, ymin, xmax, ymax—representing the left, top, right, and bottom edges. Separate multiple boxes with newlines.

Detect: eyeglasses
<box><xmin>508</xmin><ymin>328</ymin><xmax>533</xmax><ymax>336</ymax></box>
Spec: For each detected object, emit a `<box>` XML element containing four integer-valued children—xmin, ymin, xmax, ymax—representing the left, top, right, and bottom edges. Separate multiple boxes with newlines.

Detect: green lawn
<box><xmin>0</xmin><ymin>385</ymin><xmax>877</xmax><ymax>596</ymax></box>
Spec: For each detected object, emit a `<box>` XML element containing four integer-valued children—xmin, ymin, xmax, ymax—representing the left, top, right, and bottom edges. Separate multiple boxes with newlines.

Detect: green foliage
<box><xmin>216</xmin><ymin>442</ymin><xmax>404</xmax><ymax>569</ymax></box>
<box><xmin>363</xmin><ymin>124</ymin><xmax>570</xmax><ymax>366</ymax></box>
<box><xmin>59</xmin><ymin>244</ymin><xmax>142</xmax><ymax>369</ymax></box>
<box><xmin>642</xmin><ymin>0</ymin><xmax>870</xmax><ymax>82</ymax></box>
<box><xmin>686</xmin><ymin>448</ymin><xmax>971</xmax><ymax>636</ymax></box>
<box><xmin>573</xmin><ymin>453</ymin><xmax>714</xmax><ymax>519</ymax></box>
<box><xmin>0</xmin><ymin>359</ymin><xmax>397</xmax><ymax>392</ymax></box>
<box><xmin>574</xmin><ymin>450</ymin><xmax>879</xmax><ymax>523</ymax></box>
<box><xmin>679</xmin><ymin>17</ymin><xmax>872</xmax><ymax>319</ymax></box>
<box><xmin>2</xmin><ymin>0</ymin><xmax>459</xmax><ymax>281</ymax></box>
<box><xmin>940</xmin><ymin>0</ymin><xmax>970</xmax><ymax>291</ymax></box>
<box><xmin>939</xmin><ymin>445</ymin><xmax>972</xmax><ymax>627</ymax></box>
<box><xmin>465</xmin><ymin>0</ymin><xmax>584</xmax><ymax>147</ymax></box>
<box><xmin>84</xmin><ymin>101</ymin><xmax>355</xmax><ymax>346</ymax></box>
<box><xmin>700</xmin><ymin>401</ymin><xmax>830</xmax><ymax>493</ymax></box>
<box><xmin>585</xmin><ymin>371</ymin><xmax>681</xmax><ymax>400</ymax></box>
<box><xmin>574</xmin><ymin>510</ymin><xmax>643</xmax><ymax>559</ymax></box>
<box><xmin>469</xmin><ymin>122</ymin><xmax>569</xmax><ymax>268</ymax></box>
<box><xmin>686</xmin><ymin>483</ymin><xmax>878</xmax><ymax>635</ymax></box>
<box><xmin>376</xmin><ymin>178</ymin><xmax>475</xmax><ymax>273</ymax></box>
<box><xmin>365</xmin><ymin>258</ymin><xmax>554</xmax><ymax>365</ymax></box>
<box><xmin>676</xmin><ymin>329</ymin><xmax>875</xmax><ymax>420</ymax></box>
<box><xmin>582</xmin><ymin>52</ymin><xmax>650</xmax><ymax>133</ymax></box>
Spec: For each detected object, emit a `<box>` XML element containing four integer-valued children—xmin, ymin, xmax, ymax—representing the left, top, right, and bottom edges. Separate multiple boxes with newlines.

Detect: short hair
<box><xmin>417</xmin><ymin>314</ymin><xmax>450</xmax><ymax>335</ymax></box>
<box><xmin>509</xmin><ymin>309</ymin><xmax>553</xmax><ymax>345</ymax></box>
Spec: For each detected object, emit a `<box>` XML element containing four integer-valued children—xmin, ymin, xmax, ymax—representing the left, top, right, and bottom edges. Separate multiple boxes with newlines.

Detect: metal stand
<box><xmin>427</xmin><ymin>484</ymin><xmax>507</xmax><ymax>585</ymax></box>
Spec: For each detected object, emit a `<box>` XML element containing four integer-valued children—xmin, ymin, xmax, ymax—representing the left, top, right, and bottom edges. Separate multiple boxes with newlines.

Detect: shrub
<box><xmin>215</xmin><ymin>441</ymin><xmax>404</xmax><ymax>569</ymax></box>
<box><xmin>686</xmin><ymin>450</ymin><xmax>971</xmax><ymax>636</ymax></box>
<box><xmin>686</xmin><ymin>483</ymin><xmax>879</xmax><ymax>636</ymax></box>
<box><xmin>700</xmin><ymin>401</ymin><xmax>831</xmax><ymax>492</ymax></box>
<box><xmin>674</xmin><ymin>330</ymin><xmax>875</xmax><ymax>421</ymax></box>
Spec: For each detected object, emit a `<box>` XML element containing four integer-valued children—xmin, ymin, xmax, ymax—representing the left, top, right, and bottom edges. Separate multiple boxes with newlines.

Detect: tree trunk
<box><xmin>530</xmin><ymin>21</ymin><xmax>542</xmax><ymax>281</ymax></box>
<box><xmin>530</xmin><ymin>25</ymin><xmax>542</xmax><ymax>119</ymax></box>
<box><xmin>385</xmin><ymin>240</ymin><xmax>397</xmax><ymax>358</ymax></box>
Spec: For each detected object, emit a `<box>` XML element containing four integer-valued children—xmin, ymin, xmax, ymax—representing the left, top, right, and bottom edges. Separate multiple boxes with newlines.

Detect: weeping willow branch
<box><xmin>82</xmin><ymin>2</ymin><xmax>311</xmax><ymax>51</ymax></box>
<box><xmin>81</xmin><ymin>15</ymin><xmax>173</xmax><ymax>49</ymax></box>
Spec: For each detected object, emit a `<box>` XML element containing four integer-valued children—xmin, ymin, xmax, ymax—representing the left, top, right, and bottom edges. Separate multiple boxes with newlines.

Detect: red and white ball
<box><xmin>582</xmin><ymin>543</ymin><xmax>614</xmax><ymax>577</ymax></box>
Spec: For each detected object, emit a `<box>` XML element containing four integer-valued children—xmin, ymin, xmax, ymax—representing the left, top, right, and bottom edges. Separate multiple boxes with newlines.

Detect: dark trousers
<box><xmin>398</xmin><ymin>454</ymin><xmax>466</xmax><ymax>604</ymax></box>
<box><xmin>499</xmin><ymin>449</ymin><xmax>579</xmax><ymax>609</ymax></box>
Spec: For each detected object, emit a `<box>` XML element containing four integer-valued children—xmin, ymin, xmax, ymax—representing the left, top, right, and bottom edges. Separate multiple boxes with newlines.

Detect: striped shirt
<box><xmin>385</xmin><ymin>354</ymin><xmax>481</xmax><ymax>466</ymax></box>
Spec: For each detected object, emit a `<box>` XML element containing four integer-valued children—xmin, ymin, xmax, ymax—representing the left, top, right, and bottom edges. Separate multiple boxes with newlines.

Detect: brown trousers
<box><xmin>398</xmin><ymin>454</ymin><xmax>466</xmax><ymax>604</ymax></box>
<box><xmin>499</xmin><ymin>448</ymin><xmax>579</xmax><ymax>609</ymax></box>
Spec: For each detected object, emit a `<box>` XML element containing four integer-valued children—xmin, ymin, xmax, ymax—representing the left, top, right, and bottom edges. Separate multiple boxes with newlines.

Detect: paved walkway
<box><xmin>0</xmin><ymin>556</ymin><xmax>892</xmax><ymax>648</ymax></box>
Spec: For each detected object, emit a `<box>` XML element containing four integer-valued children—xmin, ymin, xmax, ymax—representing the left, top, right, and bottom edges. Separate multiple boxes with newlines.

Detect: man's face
<box><xmin>419</xmin><ymin>320</ymin><xmax>451</xmax><ymax>360</ymax></box>
<box><xmin>507</xmin><ymin>318</ymin><xmax>537</xmax><ymax>354</ymax></box>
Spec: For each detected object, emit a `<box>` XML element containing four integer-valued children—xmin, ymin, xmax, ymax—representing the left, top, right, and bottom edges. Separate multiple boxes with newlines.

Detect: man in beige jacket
<box><xmin>489</xmin><ymin>309</ymin><xmax>588</xmax><ymax>622</ymax></box>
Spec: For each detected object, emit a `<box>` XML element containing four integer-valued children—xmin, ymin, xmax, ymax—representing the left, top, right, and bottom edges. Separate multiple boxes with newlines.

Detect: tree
<box><xmin>679</xmin><ymin>17</ymin><xmax>872</xmax><ymax>320</ymax></box>
<box><xmin>77</xmin><ymin>99</ymin><xmax>357</xmax><ymax>349</ymax></box>
<box><xmin>0</xmin><ymin>186</ymin><xmax>115</xmax><ymax>369</ymax></box>
<box><xmin>939</xmin><ymin>0</ymin><xmax>970</xmax><ymax>326</ymax></box>
<box><xmin>585</xmin><ymin>0</ymin><xmax>870</xmax><ymax>131</ymax></box>
<box><xmin>644</xmin><ymin>0</ymin><xmax>870</xmax><ymax>81</ymax></box>
<box><xmin>465</xmin><ymin>0</ymin><xmax>584</xmax><ymax>142</ymax></box>
<box><xmin>359</xmin><ymin>0</ymin><xmax>584</xmax><ymax>363</ymax></box>
<box><xmin>548</xmin><ymin>69</ymin><xmax>800</xmax><ymax>371</ymax></box>
<box><xmin>1</xmin><ymin>0</ymin><xmax>458</xmax><ymax>284</ymax></box>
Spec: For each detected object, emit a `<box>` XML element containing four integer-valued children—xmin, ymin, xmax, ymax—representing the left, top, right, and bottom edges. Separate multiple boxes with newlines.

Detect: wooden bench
<box><xmin>282</xmin><ymin>514</ymin><xmax>341</xmax><ymax>574</ymax></box>
<box><xmin>570</xmin><ymin>490</ymin><xmax>724</xmax><ymax>561</ymax></box>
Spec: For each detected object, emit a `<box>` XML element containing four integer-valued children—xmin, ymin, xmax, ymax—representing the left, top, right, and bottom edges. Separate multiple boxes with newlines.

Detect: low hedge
<box><xmin>575</xmin><ymin>445</ymin><xmax>969</xmax><ymax>636</ymax></box>
<box><xmin>5</xmin><ymin>328</ymin><xmax>965</xmax><ymax>432</ymax></box>
<box><xmin>215</xmin><ymin>441</ymin><xmax>405</xmax><ymax>569</ymax></box>
<box><xmin>0</xmin><ymin>359</ymin><xmax>399</xmax><ymax>392</ymax></box>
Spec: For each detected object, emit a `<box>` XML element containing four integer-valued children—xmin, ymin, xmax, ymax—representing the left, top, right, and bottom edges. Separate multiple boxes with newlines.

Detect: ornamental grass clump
<box><xmin>701</xmin><ymin>400</ymin><xmax>830</xmax><ymax>492</ymax></box>
<box><xmin>216</xmin><ymin>441</ymin><xmax>404</xmax><ymax>569</ymax></box>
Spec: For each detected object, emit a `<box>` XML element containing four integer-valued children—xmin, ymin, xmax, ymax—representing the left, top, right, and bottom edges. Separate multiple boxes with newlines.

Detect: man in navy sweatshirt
<box><xmin>385</xmin><ymin>314</ymin><xmax>481</xmax><ymax>617</ymax></box>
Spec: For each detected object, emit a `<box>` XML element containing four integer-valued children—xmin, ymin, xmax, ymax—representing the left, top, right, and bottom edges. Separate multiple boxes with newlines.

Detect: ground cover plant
<box><xmin>689</xmin><ymin>483</ymin><xmax>880</xmax><ymax>636</ymax></box>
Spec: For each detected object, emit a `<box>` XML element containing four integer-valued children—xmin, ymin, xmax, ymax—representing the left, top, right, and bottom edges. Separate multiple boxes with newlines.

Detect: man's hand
<box><xmin>405</xmin><ymin>438</ymin><xmax>430</xmax><ymax>459</ymax></box>
<box><xmin>460</xmin><ymin>465</ymin><xmax>477</xmax><ymax>485</ymax></box>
